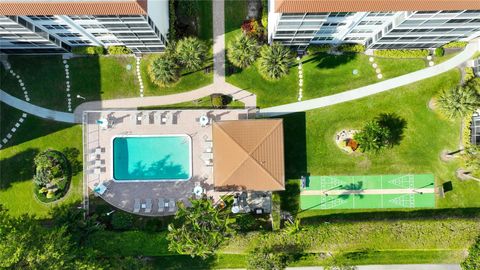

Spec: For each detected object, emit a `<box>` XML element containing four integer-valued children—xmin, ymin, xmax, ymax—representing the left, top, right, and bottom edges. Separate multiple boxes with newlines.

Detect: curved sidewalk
<box><xmin>260</xmin><ymin>40</ymin><xmax>480</xmax><ymax>116</ymax></box>
<box><xmin>0</xmin><ymin>90</ymin><xmax>75</xmax><ymax>123</ymax></box>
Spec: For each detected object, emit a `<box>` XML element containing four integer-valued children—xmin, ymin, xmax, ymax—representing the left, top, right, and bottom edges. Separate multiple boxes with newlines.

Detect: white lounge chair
<box><xmin>158</xmin><ymin>198</ymin><xmax>165</xmax><ymax>213</ymax></box>
<box><xmin>133</xmin><ymin>199</ymin><xmax>141</xmax><ymax>213</ymax></box>
<box><xmin>145</xmin><ymin>198</ymin><xmax>152</xmax><ymax>213</ymax></box>
<box><xmin>168</xmin><ymin>199</ymin><xmax>176</xmax><ymax>212</ymax></box>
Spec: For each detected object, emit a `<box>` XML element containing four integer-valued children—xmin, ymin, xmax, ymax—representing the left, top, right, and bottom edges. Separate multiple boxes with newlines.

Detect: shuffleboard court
<box><xmin>300</xmin><ymin>174</ymin><xmax>435</xmax><ymax>210</ymax></box>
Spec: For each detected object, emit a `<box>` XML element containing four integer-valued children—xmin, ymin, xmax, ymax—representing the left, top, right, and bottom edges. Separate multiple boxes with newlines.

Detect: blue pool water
<box><xmin>113</xmin><ymin>136</ymin><xmax>191</xmax><ymax>181</ymax></box>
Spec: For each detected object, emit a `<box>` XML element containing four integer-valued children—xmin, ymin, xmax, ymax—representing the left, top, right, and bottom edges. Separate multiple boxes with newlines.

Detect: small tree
<box><xmin>227</xmin><ymin>34</ymin><xmax>259</xmax><ymax>69</ymax></box>
<box><xmin>437</xmin><ymin>85</ymin><xmax>480</xmax><ymax>119</ymax></box>
<box><xmin>175</xmin><ymin>37</ymin><xmax>207</xmax><ymax>72</ymax></box>
<box><xmin>257</xmin><ymin>43</ymin><xmax>293</xmax><ymax>80</ymax></box>
<box><xmin>167</xmin><ymin>199</ymin><xmax>231</xmax><ymax>259</ymax></box>
<box><xmin>354</xmin><ymin>120</ymin><xmax>391</xmax><ymax>152</ymax></box>
<box><xmin>462</xmin><ymin>145</ymin><xmax>480</xmax><ymax>172</ymax></box>
<box><xmin>148</xmin><ymin>53</ymin><xmax>180</xmax><ymax>87</ymax></box>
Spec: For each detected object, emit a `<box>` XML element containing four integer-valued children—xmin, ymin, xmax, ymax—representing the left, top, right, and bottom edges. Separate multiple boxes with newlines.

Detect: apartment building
<box><xmin>0</xmin><ymin>0</ymin><xmax>168</xmax><ymax>54</ymax></box>
<box><xmin>268</xmin><ymin>0</ymin><xmax>480</xmax><ymax>50</ymax></box>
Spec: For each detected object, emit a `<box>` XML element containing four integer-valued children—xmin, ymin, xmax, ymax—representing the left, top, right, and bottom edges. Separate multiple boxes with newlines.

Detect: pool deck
<box><xmin>83</xmin><ymin>109</ymin><xmax>252</xmax><ymax>216</ymax></box>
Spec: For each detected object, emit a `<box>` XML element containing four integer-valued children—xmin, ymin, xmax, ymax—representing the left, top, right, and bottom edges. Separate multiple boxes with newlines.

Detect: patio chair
<box><xmin>133</xmin><ymin>199</ymin><xmax>141</xmax><ymax>213</ymax></box>
<box><xmin>145</xmin><ymin>198</ymin><xmax>152</xmax><ymax>213</ymax></box>
<box><xmin>136</xmin><ymin>113</ymin><xmax>142</xmax><ymax>125</ymax></box>
<box><xmin>168</xmin><ymin>199</ymin><xmax>176</xmax><ymax>212</ymax></box>
<box><xmin>161</xmin><ymin>112</ymin><xmax>169</xmax><ymax>125</ymax></box>
<box><xmin>158</xmin><ymin>198</ymin><xmax>165</xmax><ymax>213</ymax></box>
<box><xmin>149</xmin><ymin>112</ymin><xmax>155</xmax><ymax>124</ymax></box>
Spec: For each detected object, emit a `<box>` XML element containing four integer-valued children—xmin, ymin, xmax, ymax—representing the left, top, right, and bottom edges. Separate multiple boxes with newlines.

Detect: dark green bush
<box><xmin>235</xmin><ymin>214</ymin><xmax>257</xmax><ymax>232</ymax></box>
<box><xmin>211</xmin><ymin>94</ymin><xmax>232</xmax><ymax>108</ymax></box>
<box><xmin>307</xmin><ymin>44</ymin><xmax>332</xmax><ymax>54</ymax></box>
<box><xmin>434</xmin><ymin>47</ymin><xmax>445</xmax><ymax>57</ymax></box>
<box><xmin>461</xmin><ymin>235</ymin><xmax>480</xmax><ymax>270</ymax></box>
<box><xmin>107</xmin><ymin>46</ymin><xmax>132</xmax><ymax>55</ymax></box>
<box><xmin>373</xmin><ymin>49</ymin><xmax>429</xmax><ymax>58</ymax></box>
<box><xmin>111</xmin><ymin>211</ymin><xmax>134</xmax><ymax>230</ymax></box>
<box><xmin>337</xmin><ymin>43</ymin><xmax>365</xmax><ymax>53</ymax></box>
<box><xmin>71</xmin><ymin>46</ymin><xmax>104</xmax><ymax>55</ymax></box>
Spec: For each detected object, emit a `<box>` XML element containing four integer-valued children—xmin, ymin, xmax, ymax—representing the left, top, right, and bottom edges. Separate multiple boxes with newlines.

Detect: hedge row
<box><xmin>443</xmin><ymin>41</ymin><xmax>468</xmax><ymax>48</ymax></box>
<box><xmin>373</xmin><ymin>49</ymin><xmax>429</xmax><ymax>58</ymax></box>
<box><xmin>307</xmin><ymin>44</ymin><xmax>332</xmax><ymax>54</ymax></box>
<box><xmin>71</xmin><ymin>45</ymin><xmax>132</xmax><ymax>55</ymax></box>
<box><xmin>337</xmin><ymin>43</ymin><xmax>365</xmax><ymax>53</ymax></box>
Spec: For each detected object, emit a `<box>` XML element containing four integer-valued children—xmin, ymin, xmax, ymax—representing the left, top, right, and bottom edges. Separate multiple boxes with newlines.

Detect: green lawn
<box><xmin>69</xmin><ymin>56</ymin><xmax>138</xmax><ymax>106</ymax></box>
<box><xmin>140</xmin><ymin>54</ymin><xmax>213</xmax><ymax>96</ymax></box>
<box><xmin>1</xmin><ymin>55</ymin><xmax>67</xmax><ymax>111</ymax></box>
<box><xmin>0</xmin><ymin>105</ymin><xmax>83</xmax><ymax>218</ymax></box>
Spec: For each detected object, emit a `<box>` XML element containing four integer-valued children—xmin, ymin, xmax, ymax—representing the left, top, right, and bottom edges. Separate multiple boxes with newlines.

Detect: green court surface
<box><xmin>301</xmin><ymin>174</ymin><xmax>435</xmax><ymax>210</ymax></box>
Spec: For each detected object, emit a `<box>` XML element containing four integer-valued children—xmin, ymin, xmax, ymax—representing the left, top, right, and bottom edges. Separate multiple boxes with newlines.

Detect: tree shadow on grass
<box><xmin>152</xmin><ymin>254</ymin><xmax>216</xmax><ymax>270</ymax></box>
<box><xmin>0</xmin><ymin>147</ymin><xmax>39</xmax><ymax>189</ymax></box>
<box><xmin>279</xmin><ymin>180</ymin><xmax>300</xmax><ymax>215</ymax></box>
<box><xmin>302</xmin><ymin>52</ymin><xmax>357</xmax><ymax>69</ymax></box>
<box><xmin>376</xmin><ymin>113</ymin><xmax>407</xmax><ymax>147</ymax></box>
<box><xmin>280</xmin><ymin>112</ymin><xmax>307</xmax><ymax>179</ymax></box>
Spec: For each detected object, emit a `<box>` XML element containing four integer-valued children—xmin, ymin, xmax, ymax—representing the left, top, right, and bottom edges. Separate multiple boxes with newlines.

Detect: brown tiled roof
<box><xmin>0</xmin><ymin>0</ymin><xmax>147</xmax><ymax>15</ymax></box>
<box><xmin>213</xmin><ymin>119</ymin><xmax>285</xmax><ymax>191</ymax></box>
<box><xmin>275</xmin><ymin>0</ymin><xmax>480</xmax><ymax>13</ymax></box>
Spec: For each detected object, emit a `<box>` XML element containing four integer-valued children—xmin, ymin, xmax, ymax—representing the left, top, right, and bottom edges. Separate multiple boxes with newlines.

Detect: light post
<box><xmin>76</xmin><ymin>94</ymin><xmax>86</xmax><ymax>100</ymax></box>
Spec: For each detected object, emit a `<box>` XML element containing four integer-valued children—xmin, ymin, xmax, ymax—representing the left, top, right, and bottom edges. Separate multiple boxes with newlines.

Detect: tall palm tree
<box><xmin>354</xmin><ymin>120</ymin><xmax>391</xmax><ymax>152</ymax></box>
<box><xmin>227</xmin><ymin>33</ymin><xmax>259</xmax><ymax>69</ymax></box>
<box><xmin>437</xmin><ymin>85</ymin><xmax>480</xmax><ymax>119</ymax></box>
<box><xmin>175</xmin><ymin>37</ymin><xmax>207</xmax><ymax>72</ymax></box>
<box><xmin>257</xmin><ymin>42</ymin><xmax>293</xmax><ymax>80</ymax></box>
<box><xmin>147</xmin><ymin>53</ymin><xmax>179</xmax><ymax>87</ymax></box>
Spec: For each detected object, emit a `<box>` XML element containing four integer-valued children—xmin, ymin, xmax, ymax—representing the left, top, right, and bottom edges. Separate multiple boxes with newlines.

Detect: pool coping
<box><xmin>110</xmin><ymin>134</ymin><xmax>193</xmax><ymax>182</ymax></box>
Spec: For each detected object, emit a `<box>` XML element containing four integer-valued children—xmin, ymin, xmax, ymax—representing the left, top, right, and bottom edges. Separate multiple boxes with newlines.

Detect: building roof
<box><xmin>274</xmin><ymin>0</ymin><xmax>480</xmax><ymax>13</ymax></box>
<box><xmin>0</xmin><ymin>0</ymin><xmax>147</xmax><ymax>15</ymax></box>
<box><xmin>212</xmin><ymin>119</ymin><xmax>285</xmax><ymax>191</ymax></box>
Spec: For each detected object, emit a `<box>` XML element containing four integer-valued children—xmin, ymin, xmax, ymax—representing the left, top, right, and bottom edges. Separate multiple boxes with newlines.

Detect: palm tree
<box><xmin>227</xmin><ymin>33</ymin><xmax>259</xmax><ymax>68</ymax></box>
<box><xmin>437</xmin><ymin>85</ymin><xmax>480</xmax><ymax>119</ymax></box>
<box><xmin>167</xmin><ymin>199</ymin><xmax>231</xmax><ymax>259</ymax></box>
<box><xmin>354</xmin><ymin>120</ymin><xmax>391</xmax><ymax>152</ymax></box>
<box><xmin>147</xmin><ymin>53</ymin><xmax>179</xmax><ymax>87</ymax></box>
<box><xmin>257</xmin><ymin>43</ymin><xmax>293</xmax><ymax>80</ymax></box>
<box><xmin>175</xmin><ymin>37</ymin><xmax>207</xmax><ymax>72</ymax></box>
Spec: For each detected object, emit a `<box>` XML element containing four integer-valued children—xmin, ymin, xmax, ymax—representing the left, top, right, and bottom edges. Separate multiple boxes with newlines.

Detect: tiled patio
<box><xmin>82</xmin><ymin>109</ymin><xmax>251</xmax><ymax>216</ymax></box>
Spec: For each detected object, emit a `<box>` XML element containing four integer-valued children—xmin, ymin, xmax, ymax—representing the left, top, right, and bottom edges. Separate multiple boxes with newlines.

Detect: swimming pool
<box><xmin>112</xmin><ymin>135</ymin><xmax>192</xmax><ymax>181</ymax></box>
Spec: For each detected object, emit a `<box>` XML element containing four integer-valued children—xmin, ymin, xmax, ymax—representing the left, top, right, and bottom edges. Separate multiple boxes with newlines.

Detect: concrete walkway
<box><xmin>0</xmin><ymin>90</ymin><xmax>75</xmax><ymax>123</ymax></box>
<box><xmin>260</xmin><ymin>39</ymin><xmax>480</xmax><ymax>116</ymax></box>
<box><xmin>213</xmin><ymin>0</ymin><xmax>226</xmax><ymax>84</ymax></box>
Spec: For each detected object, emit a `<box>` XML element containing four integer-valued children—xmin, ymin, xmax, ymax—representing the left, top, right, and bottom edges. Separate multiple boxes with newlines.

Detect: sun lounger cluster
<box><xmin>133</xmin><ymin>111</ymin><xmax>179</xmax><ymax>125</ymax></box>
<box><xmin>133</xmin><ymin>198</ymin><xmax>178</xmax><ymax>213</ymax></box>
<box><xmin>89</xmin><ymin>146</ymin><xmax>106</xmax><ymax>176</ymax></box>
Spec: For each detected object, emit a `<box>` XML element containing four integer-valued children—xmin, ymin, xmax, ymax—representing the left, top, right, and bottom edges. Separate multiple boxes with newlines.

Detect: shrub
<box><xmin>175</xmin><ymin>37</ymin><xmax>207</xmax><ymax>72</ymax></box>
<box><xmin>437</xmin><ymin>84</ymin><xmax>480</xmax><ymax>119</ymax></box>
<box><xmin>148</xmin><ymin>53</ymin><xmax>180</xmax><ymax>87</ymax></box>
<box><xmin>261</xmin><ymin>0</ymin><xmax>268</xmax><ymax>28</ymax></box>
<box><xmin>373</xmin><ymin>49</ymin><xmax>429</xmax><ymax>58</ymax></box>
<box><xmin>33</xmin><ymin>150</ymin><xmax>70</xmax><ymax>202</ymax></box>
<box><xmin>307</xmin><ymin>44</ymin><xmax>332</xmax><ymax>54</ymax></box>
<box><xmin>227</xmin><ymin>33</ymin><xmax>260</xmax><ymax>68</ymax></box>
<box><xmin>258</xmin><ymin>43</ymin><xmax>294</xmax><ymax>80</ymax></box>
<box><xmin>464</xmin><ymin>67</ymin><xmax>475</xmax><ymax>83</ymax></box>
<box><xmin>107</xmin><ymin>46</ymin><xmax>132</xmax><ymax>55</ymax></box>
<box><xmin>337</xmin><ymin>43</ymin><xmax>365</xmax><ymax>53</ymax></box>
<box><xmin>111</xmin><ymin>211</ymin><xmax>134</xmax><ymax>230</ymax></box>
<box><xmin>241</xmin><ymin>19</ymin><xmax>264</xmax><ymax>39</ymax></box>
<box><xmin>211</xmin><ymin>94</ymin><xmax>227</xmax><ymax>108</ymax></box>
<box><xmin>434</xmin><ymin>47</ymin><xmax>445</xmax><ymax>57</ymax></box>
<box><xmin>443</xmin><ymin>41</ymin><xmax>468</xmax><ymax>48</ymax></box>
<box><xmin>235</xmin><ymin>214</ymin><xmax>258</xmax><ymax>232</ymax></box>
<box><xmin>71</xmin><ymin>46</ymin><xmax>104</xmax><ymax>55</ymax></box>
